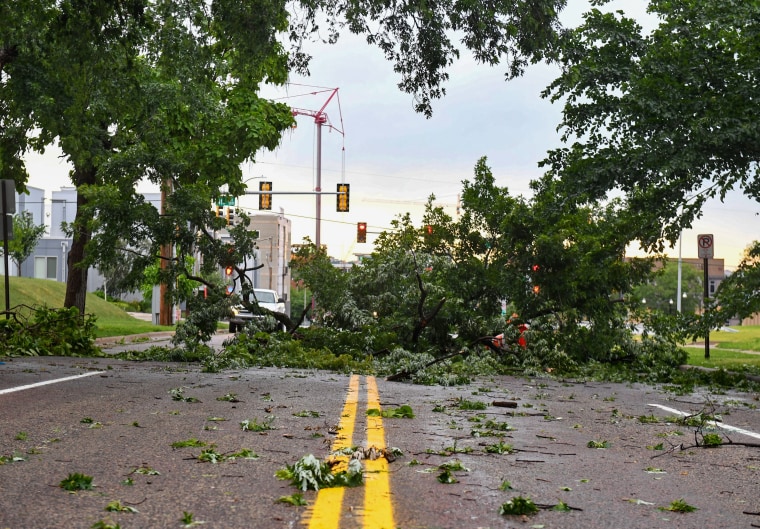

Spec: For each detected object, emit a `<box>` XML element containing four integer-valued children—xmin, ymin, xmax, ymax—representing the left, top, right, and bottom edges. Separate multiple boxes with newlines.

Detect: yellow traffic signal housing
<box><xmin>259</xmin><ymin>181</ymin><xmax>272</xmax><ymax>210</ymax></box>
<box><xmin>357</xmin><ymin>222</ymin><xmax>367</xmax><ymax>243</ymax></box>
<box><xmin>337</xmin><ymin>183</ymin><xmax>350</xmax><ymax>212</ymax></box>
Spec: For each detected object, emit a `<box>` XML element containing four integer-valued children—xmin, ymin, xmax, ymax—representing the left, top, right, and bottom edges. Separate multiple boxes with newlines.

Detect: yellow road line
<box><xmin>363</xmin><ymin>376</ymin><xmax>395</xmax><ymax>529</ymax></box>
<box><xmin>303</xmin><ymin>375</ymin><xmax>395</xmax><ymax>529</ymax></box>
<box><xmin>306</xmin><ymin>374</ymin><xmax>360</xmax><ymax>529</ymax></box>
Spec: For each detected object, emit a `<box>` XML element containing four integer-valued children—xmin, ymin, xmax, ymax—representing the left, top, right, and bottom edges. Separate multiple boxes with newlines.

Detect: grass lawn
<box><xmin>685</xmin><ymin>325</ymin><xmax>760</xmax><ymax>370</ymax></box>
<box><xmin>0</xmin><ymin>276</ymin><xmax>173</xmax><ymax>338</ymax></box>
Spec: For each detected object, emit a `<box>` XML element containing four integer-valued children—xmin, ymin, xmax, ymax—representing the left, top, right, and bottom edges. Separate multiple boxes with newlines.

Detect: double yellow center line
<box><xmin>305</xmin><ymin>375</ymin><xmax>395</xmax><ymax>529</ymax></box>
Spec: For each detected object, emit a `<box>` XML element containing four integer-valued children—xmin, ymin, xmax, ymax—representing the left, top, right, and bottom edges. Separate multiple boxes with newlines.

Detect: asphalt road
<box><xmin>2</xmin><ymin>354</ymin><xmax>760</xmax><ymax>529</ymax></box>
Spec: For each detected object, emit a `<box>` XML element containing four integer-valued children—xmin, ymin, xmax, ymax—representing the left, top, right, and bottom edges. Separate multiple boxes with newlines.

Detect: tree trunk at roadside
<box><xmin>64</xmin><ymin>165</ymin><xmax>96</xmax><ymax>315</ymax></box>
<box><xmin>159</xmin><ymin>179</ymin><xmax>172</xmax><ymax>325</ymax></box>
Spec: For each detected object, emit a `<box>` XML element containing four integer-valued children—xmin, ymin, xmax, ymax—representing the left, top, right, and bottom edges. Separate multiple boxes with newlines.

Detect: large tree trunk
<box><xmin>64</xmin><ymin>165</ymin><xmax>96</xmax><ymax>315</ymax></box>
<box><xmin>159</xmin><ymin>179</ymin><xmax>172</xmax><ymax>325</ymax></box>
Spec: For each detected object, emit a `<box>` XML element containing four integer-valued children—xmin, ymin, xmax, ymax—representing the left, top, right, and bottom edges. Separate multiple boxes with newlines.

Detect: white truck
<box><xmin>229</xmin><ymin>288</ymin><xmax>287</xmax><ymax>333</ymax></box>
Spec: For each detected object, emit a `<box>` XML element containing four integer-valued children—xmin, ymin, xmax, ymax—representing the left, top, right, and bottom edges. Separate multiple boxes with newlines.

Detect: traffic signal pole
<box><xmin>244</xmin><ymin>190</ymin><xmax>347</xmax><ymax>196</ymax></box>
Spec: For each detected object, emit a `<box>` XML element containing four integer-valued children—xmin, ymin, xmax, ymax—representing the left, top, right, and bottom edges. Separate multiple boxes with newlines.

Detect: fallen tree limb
<box><xmin>386</xmin><ymin>336</ymin><xmax>502</xmax><ymax>382</ymax></box>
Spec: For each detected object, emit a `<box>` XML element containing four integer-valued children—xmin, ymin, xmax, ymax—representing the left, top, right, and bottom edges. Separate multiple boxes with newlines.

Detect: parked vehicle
<box><xmin>229</xmin><ymin>288</ymin><xmax>287</xmax><ymax>333</ymax></box>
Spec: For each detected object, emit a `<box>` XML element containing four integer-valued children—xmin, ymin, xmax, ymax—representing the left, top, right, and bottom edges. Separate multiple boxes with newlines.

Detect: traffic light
<box><xmin>530</xmin><ymin>264</ymin><xmax>540</xmax><ymax>294</ymax></box>
<box><xmin>224</xmin><ymin>265</ymin><xmax>233</xmax><ymax>277</ymax></box>
<box><xmin>357</xmin><ymin>222</ymin><xmax>367</xmax><ymax>243</ymax></box>
<box><xmin>259</xmin><ymin>181</ymin><xmax>272</xmax><ymax>210</ymax></box>
<box><xmin>215</xmin><ymin>205</ymin><xmax>220</xmax><ymax>217</ymax></box>
<box><xmin>336</xmin><ymin>183</ymin><xmax>350</xmax><ymax>212</ymax></box>
<box><xmin>225</xmin><ymin>207</ymin><xmax>234</xmax><ymax>225</ymax></box>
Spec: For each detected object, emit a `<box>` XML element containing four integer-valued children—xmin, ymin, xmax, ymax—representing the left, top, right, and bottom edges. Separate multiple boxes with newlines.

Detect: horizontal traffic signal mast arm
<box><xmin>244</xmin><ymin>190</ymin><xmax>347</xmax><ymax>195</ymax></box>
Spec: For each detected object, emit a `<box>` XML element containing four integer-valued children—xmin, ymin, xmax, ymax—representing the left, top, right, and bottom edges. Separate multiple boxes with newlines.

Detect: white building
<box><xmin>250</xmin><ymin>212</ymin><xmax>292</xmax><ymax>313</ymax></box>
<box><xmin>217</xmin><ymin>210</ymin><xmax>293</xmax><ymax>315</ymax></box>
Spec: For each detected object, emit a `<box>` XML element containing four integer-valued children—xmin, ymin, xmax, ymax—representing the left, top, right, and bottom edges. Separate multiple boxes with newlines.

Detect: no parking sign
<box><xmin>697</xmin><ymin>234</ymin><xmax>714</xmax><ymax>259</ymax></box>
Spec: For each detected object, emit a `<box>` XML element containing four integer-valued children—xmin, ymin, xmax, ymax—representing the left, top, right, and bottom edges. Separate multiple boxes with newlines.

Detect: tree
<box><xmin>2</xmin><ymin>0</ymin><xmax>567</xmax><ymax>319</ymax></box>
<box><xmin>712</xmin><ymin>242</ymin><xmax>760</xmax><ymax>322</ymax></box>
<box><xmin>295</xmin><ymin>157</ymin><xmax>660</xmax><ymax>364</ymax></box>
<box><xmin>8</xmin><ymin>211</ymin><xmax>46</xmax><ymax>276</ymax></box>
<box><xmin>2</xmin><ymin>0</ymin><xmax>295</xmax><ymax>315</ymax></box>
<box><xmin>0</xmin><ymin>0</ymin><xmax>50</xmax><ymax>186</ymax></box>
<box><xmin>632</xmin><ymin>260</ymin><xmax>702</xmax><ymax>314</ymax></box>
<box><xmin>96</xmin><ymin>239</ymin><xmax>150</xmax><ymax>300</ymax></box>
<box><xmin>287</xmin><ymin>0</ymin><xmax>567</xmax><ymax>117</ymax></box>
<box><xmin>290</xmin><ymin>238</ymin><xmax>347</xmax><ymax>325</ymax></box>
<box><xmin>540</xmin><ymin>1</ymin><xmax>760</xmax><ymax>252</ymax></box>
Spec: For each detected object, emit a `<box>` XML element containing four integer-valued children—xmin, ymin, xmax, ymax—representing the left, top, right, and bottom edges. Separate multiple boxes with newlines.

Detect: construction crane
<box><xmin>289</xmin><ymin>85</ymin><xmax>345</xmax><ymax>250</ymax></box>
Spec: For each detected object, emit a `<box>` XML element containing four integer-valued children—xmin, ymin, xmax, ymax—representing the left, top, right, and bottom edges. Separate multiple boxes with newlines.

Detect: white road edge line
<box><xmin>0</xmin><ymin>371</ymin><xmax>105</xmax><ymax>396</ymax></box>
<box><xmin>649</xmin><ymin>403</ymin><xmax>760</xmax><ymax>440</ymax></box>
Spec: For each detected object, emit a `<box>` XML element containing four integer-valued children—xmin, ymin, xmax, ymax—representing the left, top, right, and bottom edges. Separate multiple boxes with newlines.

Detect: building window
<box><xmin>35</xmin><ymin>256</ymin><xmax>57</xmax><ymax>280</ymax></box>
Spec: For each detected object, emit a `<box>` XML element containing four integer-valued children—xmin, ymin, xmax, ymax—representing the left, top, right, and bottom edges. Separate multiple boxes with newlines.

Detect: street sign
<box><xmin>1</xmin><ymin>180</ymin><xmax>15</xmax><ymax>214</ymax></box>
<box><xmin>216</xmin><ymin>195</ymin><xmax>235</xmax><ymax>207</ymax></box>
<box><xmin>697</xmin><ymin>234</ymin><xmax>714</xmax><ymax>259</ymax></box>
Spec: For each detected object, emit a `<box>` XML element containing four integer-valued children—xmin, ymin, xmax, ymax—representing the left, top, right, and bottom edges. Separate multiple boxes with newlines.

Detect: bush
<box><xmin>0</xmin><ymin>306</ymin><xmax>100</xmax><ymax>357</ymax></box>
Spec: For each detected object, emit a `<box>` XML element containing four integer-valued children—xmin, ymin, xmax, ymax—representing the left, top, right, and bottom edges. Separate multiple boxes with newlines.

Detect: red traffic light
<box><xmin>357</xmin><ymin>222</ymin><xmax>367</xmax><ymax>243</ymax></box>
<box><xmin>224</xmin><ymin>266</ymin><xmax>233</xmax><ymax>277</ymax></box>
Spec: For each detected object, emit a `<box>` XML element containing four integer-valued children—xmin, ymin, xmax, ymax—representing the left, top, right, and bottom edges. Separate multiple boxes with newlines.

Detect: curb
<box><xmin>95</xmin><ymin>331</ymin><xmax>176</xmax><ymax>346</ymax></box>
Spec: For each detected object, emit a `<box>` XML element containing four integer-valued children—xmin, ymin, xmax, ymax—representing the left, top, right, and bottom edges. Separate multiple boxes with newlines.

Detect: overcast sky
<box><xmin>23</xmin><ymin>0</ymin><xmax>759</xmax><ymax>269</ymax></box>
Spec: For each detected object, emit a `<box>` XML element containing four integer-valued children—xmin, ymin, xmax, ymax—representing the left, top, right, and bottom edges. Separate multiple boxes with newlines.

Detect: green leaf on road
<box><xmin>277</xmin><ymin>493</ymin><xmax>307</xmax><ymax>506</ymax></box>
<box><xmin>105</xmin><ymin>500</ymin><xmax>138</xmax><ymax>513</ymax></box>
<box><xmin>367</xmin><ymin>405</ymin><xmax>415</xmax><ymax>418</ymax></box>
<box><xmin>60</xmin><ymin>472</ymin><xmax>94</xmax><ymax>491</ymax></box>
<box><xmin>660</xmin><ymin>499</ymin><xmax>697</xmax><ymax>513</ymax></box>
<box><xmin>499</xmin><ymin>496</ymin><xmax>539</xmax><ymax>516</ymax></box>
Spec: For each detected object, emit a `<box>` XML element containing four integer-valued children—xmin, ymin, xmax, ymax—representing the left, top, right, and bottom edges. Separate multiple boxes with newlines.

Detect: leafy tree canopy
<box><xmin>294</xmin><ymin>157</ymin><xmax>661</xmax><ymax>364</ymax></box>
<box><xmin>1</xmin><ymin>0</ymin><xmax>567</xmax><ymax>316</ymax></box>
<box><xmin>288</xmin><ymin>0</ymin><xmax>567</xmax><ymax>116</ymax></box>
<box><xmin>632</xmin><ymin>259</ymin><xmax>702</xmax><ymax>314</ymax></box>
<box><xmin>539</xmin><ymin>0</ymin><xmax>760</xmax><ymax>252</ymax></box>
<box><xmin>713</xmin><ymin>242</ymin><xmax>760</xmax><ymax>322</ymax></box>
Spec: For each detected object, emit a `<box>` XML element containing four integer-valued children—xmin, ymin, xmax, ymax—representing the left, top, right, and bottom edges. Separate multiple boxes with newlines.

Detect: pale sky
<box><xmin>22</xmin><ymin>0</ymin><xmax>759</xmax><ymax>270</ymax></box>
